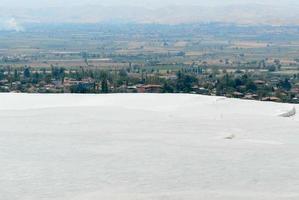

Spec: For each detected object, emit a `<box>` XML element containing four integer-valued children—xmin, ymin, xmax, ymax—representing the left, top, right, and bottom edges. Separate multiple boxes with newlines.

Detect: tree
<box><xmin>246</xmin><ymin>81</ymin><xmax>257</xmax><ymax>92</ymax></box>
<box><xmin>0</xmin><ymin>69</ymin><xmax>4</xmax><ymax>80</ymax></box>
<box><xmin>176</xmin><ymin>71</ymin><xmax>197</xmax><ymax>93</ymax></box>
<box><xmin>101</xmin><ymin>79</ymin><xmax>109</xmax><ymax>93</ymax></box>
<box><xmin>162</xmin><ymin>82</ymin><xmax>174</xmax><ymax>93</ymax></box>
<box><xmin>278</xmin><ymin>78</ymin><xmax>292</xmax><ymax>91</ymax></box>
<box><xmin>13</xmin><ymin>69</ymin><xmax>19</xmax><ymax>81</ymax></box>
<box><xmin>24</xmin><ymin>67</ymin><xmax>31</xmax><ymax>78</ymax></box>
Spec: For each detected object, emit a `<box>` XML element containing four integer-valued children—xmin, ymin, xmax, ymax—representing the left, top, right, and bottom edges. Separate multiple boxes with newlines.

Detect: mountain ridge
<box><xmin>1</xmin><ymin>4</ymin><xmax>299</xmax><ymax>25</ymax></box>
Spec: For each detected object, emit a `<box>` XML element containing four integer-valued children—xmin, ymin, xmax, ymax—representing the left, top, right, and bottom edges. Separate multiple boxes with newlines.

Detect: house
<box><xmin>137</xmin><ymin>84</ymin><xmax>163</xmax><ymax>93</ymax></box>
<box><xmin>291</xmin><ymin>88</ymin><xmax>299</xmax><ymax>95</ymax></box>
<box><xmin>195</xmin><ymin>87</ymin><xmax>209</xmax><ymax>95</ymax></box>
<box><xmin>292</xmin><ymin>97</ymin><xmax>299</xmax><ymax>103</ymax></box>
<box><xmin>243</xmin><ymin>94</ymin><xmax>259</xmax><ymax>100</ymax></box>
<box><xmin>254</xmin><ymin>80</ymin><xmax>266</xmax><ymax>85</ymax></box>
<box><xmin>262</xmin><ymin>96</ymin><xmax>281</xmax><ymax>102</ymax></box>
<box><xmin>233</xmin><ymin>92</ymin><xmax>244</xmax><ymax>98</ymax></box>
<box><xmin>126</xmin><ymin>85</ymin><xmax>138</xmax><ymax>93</ymax></box>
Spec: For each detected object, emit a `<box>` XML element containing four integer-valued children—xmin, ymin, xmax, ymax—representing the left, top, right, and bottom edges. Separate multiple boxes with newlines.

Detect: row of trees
<box><xmin>1</xmin><ymin>65</ymin><xmax>299</xmax><ymax>103</ymax></box>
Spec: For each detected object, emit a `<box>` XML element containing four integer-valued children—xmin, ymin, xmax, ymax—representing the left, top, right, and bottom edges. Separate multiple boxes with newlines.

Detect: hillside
<box><xmin>0</xmin><ymin>94</ymin><xmax>299</xmax><ymax>199</ymax></box>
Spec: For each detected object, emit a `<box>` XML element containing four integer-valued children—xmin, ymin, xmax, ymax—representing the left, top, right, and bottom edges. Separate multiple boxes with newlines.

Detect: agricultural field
<box><xmin>1</xmin><ymin>23</ymin><xmax>299</xmax><ymax>103</ymax></box>
<box><xmin>1</xmin><ymin>23</ymin><xmax>299</xmax><ymax>71</ymax></box>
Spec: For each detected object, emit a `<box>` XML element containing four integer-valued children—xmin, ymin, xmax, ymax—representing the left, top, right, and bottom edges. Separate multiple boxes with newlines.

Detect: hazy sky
<box><xmin>4</xmin><ymin>0</ymin><xmax>299</xmax><ymax>8</ymax></box>
<box><xmin>2</xmin><ymin>0</ymin><xmax>299</xmax><ymax>27</ymax></box>
<box><xmin>0</xmin><ymin>0</ymin><xmax>299</xmax><ymax>27</ymax></box>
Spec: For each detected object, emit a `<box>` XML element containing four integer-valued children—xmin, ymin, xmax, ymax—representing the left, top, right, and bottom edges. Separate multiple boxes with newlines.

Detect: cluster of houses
<box><xmin>194</xmin><ymin>78</ymin><xmax>299</xmax><ymax>103</ymax></box>
<box><xmin>1</xmin><ymin>69</ymin><xmax>299</xmax><ymax>103</ymax></box>
<box><xmin>0</xmin><ymin>77</ymin><xmax>164</xmax><ymax>94</ymax></box>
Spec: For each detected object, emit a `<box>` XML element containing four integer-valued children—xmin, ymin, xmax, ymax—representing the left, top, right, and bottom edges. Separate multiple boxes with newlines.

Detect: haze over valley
<box><xmin>2</xmin><ymin>0</ymin><xmax>299</xmax><ymax>26</ymax></box>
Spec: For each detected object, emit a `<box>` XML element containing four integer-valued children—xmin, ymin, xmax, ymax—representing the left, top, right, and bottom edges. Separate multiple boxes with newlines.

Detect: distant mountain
<box><xmin>2</xmin><ymin>3</ymin><xmax>299</xmax><ymax>25</ymax></box>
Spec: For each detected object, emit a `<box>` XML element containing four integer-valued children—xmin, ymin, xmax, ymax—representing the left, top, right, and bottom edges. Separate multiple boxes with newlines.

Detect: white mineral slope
<box><xmin>0</xmin><ymin>93</ymin><xmax>299</xmax><ymax>200</ymax></box>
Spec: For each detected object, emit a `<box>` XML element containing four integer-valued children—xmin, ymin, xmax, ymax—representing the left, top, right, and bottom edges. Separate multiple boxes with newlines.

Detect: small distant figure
<box><xmin>279</xmin><ymin>107</ymin><xmax>296</xmax><ymax>118</ymax></box>
<box><xmin>225</xmin><ymin>134</ymin><xmax>235</xmax><ymax>140</ymax></box>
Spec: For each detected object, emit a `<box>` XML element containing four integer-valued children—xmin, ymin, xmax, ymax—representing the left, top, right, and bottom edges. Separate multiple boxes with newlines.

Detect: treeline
<box><xmin>0</xmin><ymin>65</ymin><xmax>299</xmax><ymax>103</ymax></box>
